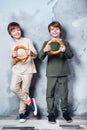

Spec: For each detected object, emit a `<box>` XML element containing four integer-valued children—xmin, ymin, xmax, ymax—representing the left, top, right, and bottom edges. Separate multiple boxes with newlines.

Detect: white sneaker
<box><xmin>19</xmin><ymin>113</ymin><xmax>26</xmax><ymax>123</ymax></box>
<box><xmin>19</xmin><ymin>118</ymin><xmax>26</xmax><ymax>123</ymax></box>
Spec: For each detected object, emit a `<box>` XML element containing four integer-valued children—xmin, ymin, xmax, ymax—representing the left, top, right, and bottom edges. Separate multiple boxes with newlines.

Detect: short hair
<box><xmin>48</xmin><ymin>21</ymin><xmax>62</xmax><ymax>32</ymax></box>
<box><xmin>7</xmin><ymin>22</ymin><xmax>22</xmax><ymax>35</ymax></box>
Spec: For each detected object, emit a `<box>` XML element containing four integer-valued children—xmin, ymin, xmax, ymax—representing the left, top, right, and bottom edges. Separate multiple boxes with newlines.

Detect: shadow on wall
<box><xmin>68</xmin><ymin>48</ymin><xmax>82</xmax><ymax>116</ymax></box>
<box><xmin>64</xmin><ymin>28</ymin><xmax>81</xmax><ymax>116</ymax></box>
<box><xmin>29</xmin><ymin>42</ymin><xmax>42</xmax><ymax>97</ymax></box>
<box><xmin>29</xmin><ymin>44</ymin><xmax>43</xmax><ymax>118</ymax></box>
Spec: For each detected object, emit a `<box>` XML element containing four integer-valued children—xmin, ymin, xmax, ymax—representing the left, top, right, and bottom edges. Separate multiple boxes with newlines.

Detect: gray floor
<box><xmin>0</xmin><ymin>116</ymin><xmax>87</xmax><ymax>130</ymax></box>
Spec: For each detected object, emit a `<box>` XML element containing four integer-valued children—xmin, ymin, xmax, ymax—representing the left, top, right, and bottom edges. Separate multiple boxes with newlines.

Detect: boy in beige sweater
<box><xmin>7</xmin><ymin>22</ymin><xmax>37</xmax><ymax>123</ymax></box>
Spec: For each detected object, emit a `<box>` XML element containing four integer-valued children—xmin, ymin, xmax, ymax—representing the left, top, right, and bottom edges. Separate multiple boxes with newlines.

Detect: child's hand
<box><xmin>12</xmin><ymin>51</ymin><xmax>18</xmax><ymax>58</ymax></box>
<box><xmin>26</xmin><ymin>49</ymin><xmax>33</xmax><ymax>56</ymax></box>
<box><xmin>59</xmin><ymin>46</ymin><xmax>66</xmax><ymax>52</ymax></box>
<box><xmin>43</xmin><ymin>44</ymin><xmax>51</xmax><ymax>53</ymax></box>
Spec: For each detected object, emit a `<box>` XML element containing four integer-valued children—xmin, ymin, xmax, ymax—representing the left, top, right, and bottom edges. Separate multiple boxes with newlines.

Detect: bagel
<box><xmin>47</xmin><ymin>39</ymin><xmax>64</xmax><ymax>55</ymax></box>
<box><xmin>14</xmin><ymin>45</ymin><xmax>29</xmax><ymax>60</ymax></box>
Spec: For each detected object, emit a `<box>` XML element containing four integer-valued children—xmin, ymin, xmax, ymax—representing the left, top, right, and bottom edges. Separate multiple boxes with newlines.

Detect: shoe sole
<box><xmin>67</xmin><ymin>120</ymin><xmax>72</xmax><ymax>123</ymax></box>
<box><xmin>49</xmin><ymin>122</ymin><xmax>56</xmax><ymax>124</ymax></box>
<box><xmin>19</xmin><ymin>119</ymin><xmax>26</xmax><ymax>123</ymax></box>
<box><xmin>32</xmin><ymin>98</ymin><xmax>37</xmax><ymax>116</ymax></box>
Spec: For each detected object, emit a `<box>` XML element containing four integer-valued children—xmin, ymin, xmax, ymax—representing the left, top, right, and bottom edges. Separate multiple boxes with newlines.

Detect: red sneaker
<box><xmin>29</xmin><ymin>98</ymin><xmax>37</xmax><ymax>116</ymax></box>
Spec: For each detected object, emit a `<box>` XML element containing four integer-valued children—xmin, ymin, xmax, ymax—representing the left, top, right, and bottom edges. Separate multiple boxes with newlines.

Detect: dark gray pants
<box><xmin>46</xmin><ymin>76</ymin><xmax>68</xmax><ymax>114</ymax></box>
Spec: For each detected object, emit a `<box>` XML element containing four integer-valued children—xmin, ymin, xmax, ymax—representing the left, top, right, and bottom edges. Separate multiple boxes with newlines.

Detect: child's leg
<box><xmin>10</xmin><ymin>73</ymin><xmax>31</xmax><ymax>105</ymax></box>
<box><xmin>19</xmin><ymin>100</ymin><xmax>26</xmax><ymax>114</ymax></box>
<box><xmin>58</xmin><ymin>76</ymin><xmax>72</xmax><ymax>122</ymax></box>
<box><xmin>19</xmin><ymin>100</ymin><xmax>27</xmax><ymax>123</ymax></box>
<box><xmin>10</xmin><ymin>74</ymin><xmax>29</xmax><ymax>123</ymax></box>
<box><xmin>18</xmin><ymin>74</ymin><xmax>32</xmax><ymax>115</ymax></box>
<box><xmin>10</xmin><ymin>73</ymin><xmax>37</xmax><ymax>119</ymax></box>
<box><xmin>46</xmin><ymin>77</ymin><xmax>57</xmax><ymax>123</ymax></box>
<box><xmin>20</xmin><ymin>74</ymin><xmax>33</xmax><ymax>114</ymax></box>
<box><xmin>58</xmin><ymin>76</ymin><xmax>68</xmax><ymax>112</ymax></box>
<box><xmin>22</xmin><ymin>74</ymin><xmax>37</xmax><ymax>116</ymax></box>
<box><xmin>46</xmin><ymin>77</ymin><xmax>57</xmax><ymax>114</ymax></box>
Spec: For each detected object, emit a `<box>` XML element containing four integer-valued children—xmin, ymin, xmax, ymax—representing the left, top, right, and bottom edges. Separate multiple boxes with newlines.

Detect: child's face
<box><xmin>10</xmin><ymin>27</ymin><xmax>22</xmax><ymax>39</ymax></box>
<box><xmin>49</xmin><ymin>26</ymin><xmax>61</xmax><ymax>38</ymax></box>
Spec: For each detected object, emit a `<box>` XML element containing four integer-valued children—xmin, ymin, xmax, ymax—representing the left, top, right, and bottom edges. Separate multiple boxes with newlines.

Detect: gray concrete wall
<box><xmin>0</xmin><ymin>0</ymin><xmax>87</xmax><ymax>116</ymax></box>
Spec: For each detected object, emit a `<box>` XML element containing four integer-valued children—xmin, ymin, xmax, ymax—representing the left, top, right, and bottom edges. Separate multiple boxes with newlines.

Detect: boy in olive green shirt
<box><xmin>39</xmin><ymin>21</ymin><xmax>73</xmax><ymax>123</ymax></box>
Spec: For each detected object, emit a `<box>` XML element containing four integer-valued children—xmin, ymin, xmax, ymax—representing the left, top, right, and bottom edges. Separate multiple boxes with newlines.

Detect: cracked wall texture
<box><xmin>0</xmin><ymin>0</ymin><xmax>87</xmax><ymax>116</ymax></box>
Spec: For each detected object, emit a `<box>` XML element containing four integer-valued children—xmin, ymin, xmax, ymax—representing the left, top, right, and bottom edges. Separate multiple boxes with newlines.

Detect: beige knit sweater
<box><xmin>10</xmin><ymin>38</ymin><xmax>37</xmax><ymax>74</ymax></box>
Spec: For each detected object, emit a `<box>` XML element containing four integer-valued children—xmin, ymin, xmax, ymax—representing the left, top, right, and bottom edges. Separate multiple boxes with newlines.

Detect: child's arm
<box><xmin>26</xmin><ymin>49</ymin><xmax>37</xmax><ymax>59</ymax></box>
<box><xmin>27</xmin><ymin>40</ymin><xmax>37</xmax><ymax>59</ymax></box>
<box><xmin>38</xmin><ymin>41</ymin><xmax>48</xmax><ymax>60</ymax></box>
<box><xmin>59</xmin><ymin>45</ymin><xmax>66</xmax><ymax>53</ymax></box>
<box><xmin>43</xmin><ymin>44</ymin><xmax>51</xmax><ymax>53</ymax></box>
<box><xmin>63</xmin><ymin>41</ymin><xmax>74</xmax><ymax>59</ymax></box>
<box><xmin>10</xmin><ymin>50</ymin><xmax>19</xmax><ymax>65</ymax></box>
<box><xmin>10</xmin><ymin>55</ymin><xmax>19</xmax><ymax>65</ymax></box>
